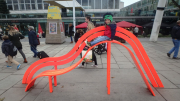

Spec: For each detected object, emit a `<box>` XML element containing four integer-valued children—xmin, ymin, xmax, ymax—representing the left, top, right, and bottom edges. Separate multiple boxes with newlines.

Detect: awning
<box><xmin>76</xmin><ymin>22</ymin><xmax>87</xmax><ymax>28</ymax></box>
<box><xmin>116</xmin><ymin>21</ymin><xmax>142</xmax><ymax>28</ymax></box>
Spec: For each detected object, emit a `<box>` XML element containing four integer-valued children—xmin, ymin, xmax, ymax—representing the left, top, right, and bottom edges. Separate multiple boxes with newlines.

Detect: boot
<box><xmin>24</xmin><ymin>59</ymin><xmax>28</xmax><ymax>63</ymax></box>
<box><xmin>70</xmin><ymin>41</ymin><xmax>73</xmax><ymax>43</ymax></box>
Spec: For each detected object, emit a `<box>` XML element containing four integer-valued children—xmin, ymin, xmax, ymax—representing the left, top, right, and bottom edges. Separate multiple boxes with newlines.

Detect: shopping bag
<box><xmin>81</xmin><ymin>50</ymin><xmax>92</xmax><ymax>63</ymax></box>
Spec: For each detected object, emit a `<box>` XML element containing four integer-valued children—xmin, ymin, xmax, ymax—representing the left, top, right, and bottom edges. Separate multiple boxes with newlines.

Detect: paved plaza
<box><xmin>0</xmin><ymin>37</ymin><xmax>180</xmax><ymax>101</ymax></box>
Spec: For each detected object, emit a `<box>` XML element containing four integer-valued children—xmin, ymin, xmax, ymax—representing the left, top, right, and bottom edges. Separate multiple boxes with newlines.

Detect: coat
<box><xmin>9</xmin><ymin>32</ymin><xmax>24</xmax><ymax>48</ymax></box>
<box><xmin>1</xmin><ymin>40</ymin><xmax>13</xmax><ymax>57</ymax></box>
<box><xmin>69</xmin><ymin>26</ymin><xmax>74</xmax><ymax>36</ymax></box>
<box><xmin>28</xmin><ymin>30</ymin><xmax>39</xmax><ymax>46</ymax></box>
<box><xmin>171</xmin><ymin>25</ymin><xmax>180</xmax><ymax>40</ymax></box>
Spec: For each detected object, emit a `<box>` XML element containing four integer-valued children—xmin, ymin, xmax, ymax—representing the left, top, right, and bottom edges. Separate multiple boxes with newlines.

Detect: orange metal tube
<box><xmin>107</xmin><ymin>42</ymin><xmax>111</xmax><ymax>95</ymax></box>
<box><xmin>49</xmin><ymin>76</ymin><xmax>53</xmax><ymax>93</ymax></box>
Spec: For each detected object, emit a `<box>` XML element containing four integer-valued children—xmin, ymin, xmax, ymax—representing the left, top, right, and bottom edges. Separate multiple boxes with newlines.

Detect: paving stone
<box><xmin>158</xmin><ymin>71</ymin><xmax>180</xmax><ymax>84</ymax></box>
<box><xmin>0</xmin><ymin>73</ymin><xmax>11</xmax><ymax>81</ymax></box>
<box><xmin>0</xmin><ymin>89</ymin><xmax>6</xmax><ymax>95</ymax></box>
<box><xmin>101</xmin><ymin>57</ymin><xmax>116</xmax><ymax>64</ymax></box>
<box><xmin>176</xmin><ymin>85</ymin><xmax>180</xmax><ymax>88</ymax></box>
<box><xmin>103</xmin><ymin>63</ymin><xmax>120</xmax><ymax>69</ymax></box>
<box><xmin>0</xmin><ymin>75</ymin><xmax>23</xmax><ymax>90</ymax></box>
<box><xmin>157</xmin><ymin>89</ymin><xmax>180</xmax><ymax>101</ymax></box>
<box><xmin>0</xmin><ymin>88</ymin><xmax>28</xmax><ymax>101</ymax></box>
<box><xmin>21</xmin><ymin>89</ymin><xmax>42</xmax><ymax>101</ymax></box>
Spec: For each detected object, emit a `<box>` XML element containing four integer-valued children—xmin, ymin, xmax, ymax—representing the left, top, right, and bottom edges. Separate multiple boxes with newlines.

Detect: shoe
<box><xmin>24</xmin><ymin>59</ymin><xmax>28</xmax><ymax>63</ymax></box>
<box><xmin>17</xmin><ymin>64</ymin><xmax>21</xmax><ymax>70</ymax></box>
<box><xmin>167</xmin><ymin>53</ymin><xmax>171</xmax><ymax>57</ymax></box>
<box><xmin>85</xmin><ymin>39</ymin><xmax>91</xmax><ymax>47</ymax></box>
<box><xmin>172</xmin><ymin>57</ymin><xmax>179</xmax><ymax>59</ymax></box>
<box><xmin>70</xmin><ymin>41</ymin><xmax>73</xmax><ymax>43</ymax></box>
<box><xmin>78</xmin><ymin>65</ymin><xmax>84</xmax><ymax>68</ymax></box>
<box><xmin>7</xmin><ymin>66</ymin><xmax>12</xmax><ymax>68</ymax></box>
<box><xmin>91</xmin><ymin>65</ymin><xmax>98</xmax><ymax>67</ymax></box>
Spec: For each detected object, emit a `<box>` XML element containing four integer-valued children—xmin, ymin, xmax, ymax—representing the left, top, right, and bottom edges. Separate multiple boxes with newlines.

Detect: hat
<box><xmin>103</xmin><ymin>13</ymin><xmax>113</xmax><ymax>22</ymax></box>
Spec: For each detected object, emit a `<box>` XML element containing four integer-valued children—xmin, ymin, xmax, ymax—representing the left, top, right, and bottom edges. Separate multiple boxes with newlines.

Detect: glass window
<box><xmin>31</xmin><ymin>0</ymin><xmax>35</xmax><ymax>3</ymax></box>
<box><xmin>14</xmin><ymin>4</ymin><xmax>19</xmax><ymax>10</ymax></box>
<box><xmin>37</xmin><ymin>0</ymin><xmax>42</xmax><ymax>3</ymax></box>
<box><xmin>115</xmin><ymin>0</ymin><xmax>119</xmax><ymax>9</ymax></box>
<box><xmin>25</xmin><ymin>0</ymin><xmax>30</xmax><ymax>3</ymax></box>
<box><xmin>82</xmin><ymin>0</ymin><xmax>88</xmax><ymax>6</ymax></box>
<box><xmin>44</xmin><ymin>4</ymin><xmax>49</xmax><ymax>9</ymax></box>
<box><xmin>89</xmin><ymin>0</ymin><xmax>94</xmax><ymax>9</ymax></box>
<box><xmin>77</xmin><ymin>0</ymin><xmax>81</xmax><ymax>4</ymax></box>
<box><xmin>20</xmin><ymin>0</ymin><xmax>24</xmax><ymax>3</ymax></box>
<box><xmin>38</xmin><ymin>4</ymin><xmax>42</xmax><ymax>9</ymax></box>
<box><xmin>108</xmin><ymin>0</ymin><xmax>114</xmax><ymax>9</ymax></box>
<box><xmin>95</xmin><ymin>0</ymin><xmax>101</xmax><ymax>9</ymax></box>
<box><xmin>102</xmin><ymin>0</ymin><xmax>107</xmax><ymax>9</ymax></box>
<box><xmin>7</xmin><ymin>0</ymin><xmax>12</xmax><ymax>4</ymax></box>
<box><xmin>13</xmin><ymin>0</ymin><xmax>18</xmax><ymax>3</ymax></box>
<box><xmin>7</xmin><ymin>5</ymin><xmax>13</xmax><ymax>10</ymax></box>
<box><xmin>20</xmin><ymin>4</ymin><xmax>25</xmax><ymax>10</ymax></box>
<box><xmin>26</xmin><ymin>4</ymin><xmax>31</xmax><ymax>10</ymax></box>
<box><xmin>32</xmin><ymin>4</ymin><xmax>36</xmax><ymax>9</ymax></box>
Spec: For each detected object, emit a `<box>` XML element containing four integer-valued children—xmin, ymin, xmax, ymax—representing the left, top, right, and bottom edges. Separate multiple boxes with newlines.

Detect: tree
<box><xmin>0</xmin><ymin>0</ymin><xmax>10</xmax><ymax>14</ymax></box>
<box><xmin>172</xmin><ymin>0</ymin><xmax>180</xmax><ymax>9</ymax></box>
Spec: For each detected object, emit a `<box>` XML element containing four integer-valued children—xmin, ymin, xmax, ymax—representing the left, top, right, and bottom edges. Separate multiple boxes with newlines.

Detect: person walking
<box><xmin>28</xmin><ymin>26</ymin><xmax>39</xmax><ymax>58</ymax></box>
<box><xmin>69</xmin><ymin>23</ymin><xmax>74</xmax><ymax>43</ymax></box>
<box><xmin>8</xmin><ymin>26</ymin><xmax>27</xmax><ymax>63</ymax></box>
<box><xmin>85</xmin><ymin>16</ymin><xmax>95</xmax><ymax>32</ymax></box>
<box><xmin>1</xmin><ymin>35</ymin><xmax>21</xmax><ymax>70</ymax></box>
<box><xmin>0</xmin><ymin>26</ymin><xmax>3</xmax><ymax>40</ymax></box>
<box><xmin>167</xmin><ymin>20</ymin><xmax>180</xmax><ymax>59</ymax></box>
<box><xmin>134</xmin><ymin>26</ymin><xmax>139</xmax><ymax>37</ymax></box>
<box><xmin>14</xmin><ymin>24</ymin><xmax>19</xmax><ymax>31</ymax></box>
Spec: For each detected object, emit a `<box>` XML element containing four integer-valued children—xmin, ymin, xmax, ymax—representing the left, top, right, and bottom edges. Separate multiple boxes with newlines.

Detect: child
<box><xmin>85</xmin><ymin>13</ymin><xmax>116</xmax><ymax>46</ymax></box>
<box><xmin>1</xmin><ymin>35</ymin><xmax>21</xmax><ymax>69</ymax></box>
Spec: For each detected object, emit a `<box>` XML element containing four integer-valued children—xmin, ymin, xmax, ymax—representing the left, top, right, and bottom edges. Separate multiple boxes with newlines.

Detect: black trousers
<box><xmin>82</xmin><ymin>50</ymin><xmax>97</xmax><ymax>65</ymax></box>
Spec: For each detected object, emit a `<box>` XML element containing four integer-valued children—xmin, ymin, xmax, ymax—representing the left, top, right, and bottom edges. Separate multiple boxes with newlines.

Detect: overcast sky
<box><xmin>121</xmin><ymin>0</ymin><xmax>140</xmax><ymax>7</ymax></box>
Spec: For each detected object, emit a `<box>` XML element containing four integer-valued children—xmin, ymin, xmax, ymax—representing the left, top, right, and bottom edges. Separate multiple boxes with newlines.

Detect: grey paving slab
<box><xmin>0</xmin><ymin>73</ymin><xmax>11</xmax><ymax>81</ymax></box>
<box><xmin>0</xmin><ymin>88</ymin><xmax>28</xmax><ymax>101</ymax></box>
<box><xmin>0</xmin><ymin>75</ymin><xmax>23</xmax><ymax>90</ymax></box>
<box><xmin>158</xmin><ymin>71</ymin><xmax>180</xmax><ymax>84</ymax></box>
<box><xmin>21</xmin><ymin>89</ymin><xmax>42</xmax><ymax>101</ymax></box>
<box><xmin>176</xmin><ymin>85</ymin><xmax>180</xmax><ymax>88</ymax></box>
<box><xmin>157</xmin><ymin>89</ymin><xmax>180</xmax><ymax>101</ymax></box>
<box><xmin>103</xmin><ymin>63</ymin><xmax>120</xmax><ymax>69</ymax></box>
<box><xmin>101</xmin><ymin>57</ymin><xmax>116</xmax><ymax>63</ymax></box>
<box><xmin>0</xmin><ymin>89</ymin><xmax>6</xmax><ymax>95</ymax></box>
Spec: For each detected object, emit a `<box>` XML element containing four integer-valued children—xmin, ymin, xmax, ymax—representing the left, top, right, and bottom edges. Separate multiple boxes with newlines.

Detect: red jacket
<box><xmin>104</xmin><ymin>25</ymin><xmax>111</xmax><ymax>38</ymax></box>
<box><xmin>14</xmin><ymin>27</ymin><xmax>19</xmax><ymax>31</ymax></box>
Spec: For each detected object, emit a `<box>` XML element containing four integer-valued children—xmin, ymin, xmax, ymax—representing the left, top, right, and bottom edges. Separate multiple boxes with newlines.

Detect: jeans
<box><xmin>168</xmin><ymin>39</ymin><xmax>180</xmax><ymax>57</ymax></box>
<box><xmin>70</xmin><ymin>36</ymin><xmax>73</xmax><ymax>42</ymax></box>
<box><xmin>31</xmin><ymin>45</ymin><xmax>38</xmax><ymax>57</ymax></box>
<box><xmin>90</xmin><ymin>36</ymin><xmax>110</xmax><ymax>46</ymax></box>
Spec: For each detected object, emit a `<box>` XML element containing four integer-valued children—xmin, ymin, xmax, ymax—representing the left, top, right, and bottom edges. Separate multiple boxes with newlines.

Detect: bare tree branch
<box><xmin>172</xmin><ymin>0</ymin><xmax>180</xmax><ymax>9</ymax></box>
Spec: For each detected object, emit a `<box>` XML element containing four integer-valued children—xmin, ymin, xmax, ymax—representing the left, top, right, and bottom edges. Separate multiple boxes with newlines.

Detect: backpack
<box><xmin>8</xmin><ymin>42</ymin><xmax>17</xmax><ymax>56</ymax></box>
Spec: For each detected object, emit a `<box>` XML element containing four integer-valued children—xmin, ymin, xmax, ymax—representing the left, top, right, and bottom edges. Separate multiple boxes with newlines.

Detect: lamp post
<box><xmin>150</xmin><ymin>0</ymin><xmax>167</xmax><ymax>42</ymax></box>
<box><xmin>73</xmin><ymin>0</ymin><xmax>76</xmax><ymax>35</ymax></box>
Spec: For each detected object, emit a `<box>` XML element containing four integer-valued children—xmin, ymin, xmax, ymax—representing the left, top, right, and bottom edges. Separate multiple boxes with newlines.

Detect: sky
<box><xmin>121</xmin><ymin>0</ymin><xmax>140</xmax><ymax>7</ymax></box>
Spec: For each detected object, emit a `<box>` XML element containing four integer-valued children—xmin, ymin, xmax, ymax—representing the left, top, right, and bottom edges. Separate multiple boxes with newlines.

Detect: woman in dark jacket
<box><xmin>9</xmin><ymin>26</ymin><xmax>27</xmax><ymax>63</ymax></box>
<box><xmin>69</xmin><ymin>23</ymin><xmax>74</xmax><ymax>43</ymax></box>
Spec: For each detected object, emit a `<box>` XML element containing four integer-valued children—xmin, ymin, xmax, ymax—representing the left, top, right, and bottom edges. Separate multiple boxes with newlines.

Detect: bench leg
<box><xmin>49</xmin><ymin>76</ymin><xmax>53</xmax><ymax>93</ymax></box>
<box><xmin>54</xmin><ymin>76</ymin><xmax>57</xmax><ymax>87</ymax></box>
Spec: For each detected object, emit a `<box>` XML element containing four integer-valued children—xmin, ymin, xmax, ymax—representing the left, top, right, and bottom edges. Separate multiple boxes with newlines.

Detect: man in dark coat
<box><xmin>28</xmin><ymin>26</ymin><xmax>38</xmax><ymax>58</ymax></box>
<box><xmin>167</xmin><ymin>20</ymin><xmax>180</xmax><ymax>59</ymax></box>
<box><xmin>69</xmin><ymin>23</ymin><xmax>74</xmax><ymax>43</ymax></box>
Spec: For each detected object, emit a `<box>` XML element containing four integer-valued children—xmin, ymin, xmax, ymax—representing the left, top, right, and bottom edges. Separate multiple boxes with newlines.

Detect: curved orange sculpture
<box><xmin>23</xmin><ymin>26</ymin><xmax>163</xmax><ymax>96</ymax></box>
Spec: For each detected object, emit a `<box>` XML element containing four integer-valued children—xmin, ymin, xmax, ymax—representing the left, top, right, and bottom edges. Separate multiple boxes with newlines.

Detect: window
<box><xmin>102</xmin><ymin>0</ymin><xmax>108</xmax><ymax>9</ymax></box>
<box><xmin>13</xmin><ymin>0</ymin><xmax>18</xmax><ymax>3</ymax></box>
<box><xmin>32</xmin><ymin>4</ymin><xmax>36</xmax><ymax>9</ymax></box>
<box><xmin>38</xmin><ymin>4</ymin><xmax>42</xmax><ymax>9</ymax></box>
<box><xmin>20</xmin><ymin>4</ymin><xmax>25</xmax><ymax>10</ymax></box>
<box><xmin>20</xmin><ymin>0</ymin><xmax>24</xmax><ymax>3</ymax></box>
<box><xmin>26</xmin><ymin>4</ymin><xmax>31</xmax><ymax>10</ymax></box>
<box><xmin>25</xmin><ymin>0</ymin><xmax>30</xmax><ymax>3</ymax></box>
<box><xmin>76</xmin><ymin>0</ymin><xmax>81</xmax><ymax>4</ymax></box>
<box><xmin>108</xmin><ymin>0</ymin><xmax>114</xmax><ymax>9</ymax></box>
<box><xmin>7</xmin><ymin>0</ymin><xmax>12</xmax><ymax>4</ymax></box>
<box><xmin>31</xmin><ymin>0</ymin><xmax>35</xmax><ymax>3</ymax></box>
<box><xmin>37</xmin><ymin>0</ymin><xmax>42</xmax><ymax>3</ymax></box>
<box><xmin>7</xmin><ymin>5</ymin><xmax>13</xmax><ymax>10</ymax></box>
<box><xmin>82</xmin><ymin>0</ymin><xmax>88</xmax><ymax>6</ymax></box>
<box><xmin>44</xmin><ymin>3</ymin><xmax>49</xmax><ymax>9</ymax></box>
<box><xmin>115</xmin><ymin>0</ymin><xmax>119</xmax><ymax>9</ymax></box>
<box><xmin>95</xmin><ymin>0</ymin><xmax>101</xmax><ymax>9</ymax></box>
<box><xmin>89</xmin><ymin>0</ymin><xmax>94</xmax><ymax>9</ymax></box>
<box><xmin>14</xmin><ymin>4</ymin><xmax>19</xmax><ymax>10</ymax></box>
